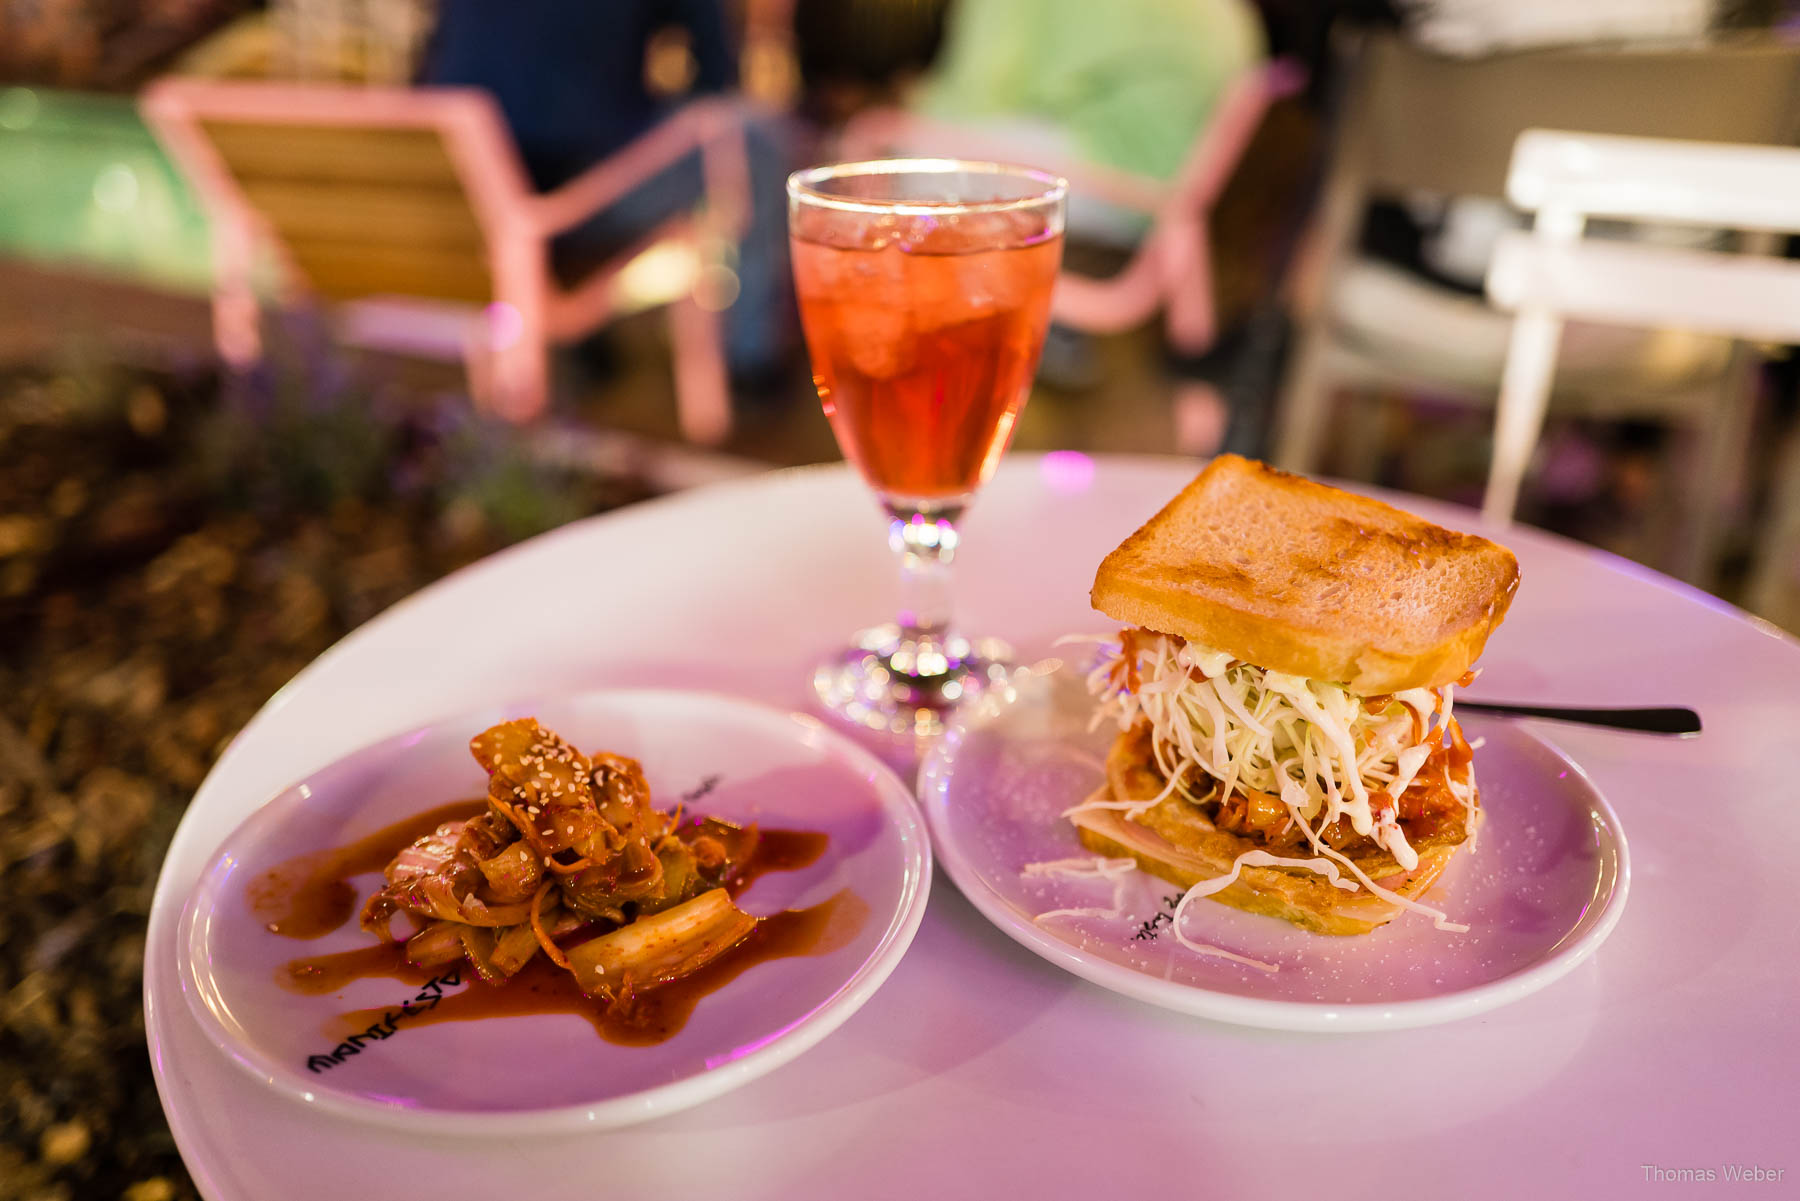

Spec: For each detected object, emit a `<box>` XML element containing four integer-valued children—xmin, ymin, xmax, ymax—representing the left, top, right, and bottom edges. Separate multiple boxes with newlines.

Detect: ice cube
<box><xmin>836</xmin><ymin>303</ymin><xmax>916</xmax><ymax>381</ymax></box>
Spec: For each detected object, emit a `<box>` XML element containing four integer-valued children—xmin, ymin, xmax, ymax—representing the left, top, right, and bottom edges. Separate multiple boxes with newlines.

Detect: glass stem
<box><xmin>887</xmin><ymin>503</ymin><xmax>962</xmax><ymax>663</ymax></box>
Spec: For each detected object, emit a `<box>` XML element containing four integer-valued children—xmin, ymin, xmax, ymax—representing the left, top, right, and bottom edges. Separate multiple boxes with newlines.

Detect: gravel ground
<box><xmin>0</xmin><ymin>355</ymin><xmax>648</xmax><ymax>1201</ymax></box>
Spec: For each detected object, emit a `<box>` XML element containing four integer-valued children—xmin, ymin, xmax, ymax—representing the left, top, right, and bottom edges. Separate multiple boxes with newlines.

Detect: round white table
<box><xmin>146</xmin><ymin>455</ymin><xmax>1800</xmax><ymax>1199</ymax></box>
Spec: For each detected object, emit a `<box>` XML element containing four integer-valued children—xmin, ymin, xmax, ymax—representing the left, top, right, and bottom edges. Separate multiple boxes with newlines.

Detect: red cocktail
<box><xmin>791</xmin><ymin>219</ymin><xmax>1061</xmax><ymax>502</ymax></box>
<box><xmin>787</xmin><ymin>160</ymin><xmax>1067</xmax><ymax>734</ymax></box>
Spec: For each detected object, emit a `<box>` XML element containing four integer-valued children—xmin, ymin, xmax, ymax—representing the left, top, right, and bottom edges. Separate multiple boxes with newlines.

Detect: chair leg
<box><xmin>1161</xmin><ymin>219</ymin><xmax>1215</xmax><ymax>358</ymax></box>
<box><xmin>483</xmin><ymin>339</ymin><xmax>550</xmax><ymax>423</ymax></box>
<box><xmin>461</xmin><ymin>314</ymin><xmax>497</xmax><ymax>412</ymax></box>
<box><xmin>214</xmin><ymin>285</ymin><xmax>262</xmax><ymax>366</ymax></box>
<box><xmin>1338</xmin><ymin>391</ymin><xmax>1391</xmax><ymax>483</ymax></box>
<box><xmin>667</xmin><ymin>294</ymin><xmax>731</xmax><ymax>445</ymax></box>
<box><xmin>464</xmin><ymin>289</ymin><xmax>550</xmax><ymax>423</ymax></box>
<box><xmin>1483</xmin><ymin>309</ymin><xmax>1563</xmax><ymax>526</ymax></box>
<box><xmin>211</xmin><ymin>218</ymin><xmax>260</xmax><ymax>366</ymax></box>
<box><xmin>1673</xmin><ymin>351</ymin><xmax>1759</xmax><ymax>586</ymax></box>
<box><xmin>1172</xmin><ymin>380</ymin><xmax>1229</xmax><ymax>457</ymax></box>
<box><xmin>1748</xmin><ymin>422</ymin><xmax>1800</xmax><ymax>623</ymax></box>
<box><xmin>1271</xmin><ymin>319</ymin><xmax>1336</xmax><ymax>474</ymax></box>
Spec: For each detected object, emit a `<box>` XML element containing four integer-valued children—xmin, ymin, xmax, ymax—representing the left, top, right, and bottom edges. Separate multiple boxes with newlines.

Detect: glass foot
<box><xmin>814</xmin><ymin>624</ymin><xmax>1015</xmax><ymax>738</ymax></box>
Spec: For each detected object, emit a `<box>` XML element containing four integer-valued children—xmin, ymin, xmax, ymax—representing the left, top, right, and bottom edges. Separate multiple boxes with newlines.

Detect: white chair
<box><xmin>1483</xmin><ymin>131</ymin><xmax>1800</xmax><ymax>592</ymax></box>
<box><xmin>1273</xmin><ymin>35</ymin><xmax>1800</xmax><ymax>504</ymax></box>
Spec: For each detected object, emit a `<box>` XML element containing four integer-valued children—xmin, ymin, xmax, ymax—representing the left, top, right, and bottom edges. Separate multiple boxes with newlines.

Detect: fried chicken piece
<box><xmin>472</xmin><ymin>718</ymin><xmax>610</xmax><ymax>861</ymax></box>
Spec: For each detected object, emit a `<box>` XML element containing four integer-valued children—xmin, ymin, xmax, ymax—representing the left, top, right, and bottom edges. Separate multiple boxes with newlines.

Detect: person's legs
<box><xmin>721</xmin><ymin>115</ymin><xmax>797</xmax><ymax>380</ymax></box>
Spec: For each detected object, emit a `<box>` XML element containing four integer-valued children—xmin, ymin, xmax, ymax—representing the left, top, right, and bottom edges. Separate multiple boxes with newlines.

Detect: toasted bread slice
<box><xmin>1071</xmin><ymin>728</ymin><xmax>1470</xmax><ymax>935</ymax></box>
<box><xmin>1090</xmin><ymin>455</ymin><xmax>1518</xmax><ymax>693</ymax></box>
<box><xmin>1073</xmin><ymin>812</ymin><xmax>1458</xmax><ymax>936</ymax></box>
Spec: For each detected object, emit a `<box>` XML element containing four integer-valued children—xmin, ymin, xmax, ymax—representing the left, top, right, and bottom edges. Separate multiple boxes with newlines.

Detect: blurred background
<box><xmin>3</xmin><ymin>1</ymin><xmax>1799</xmax><ymax>1197</ymax></box>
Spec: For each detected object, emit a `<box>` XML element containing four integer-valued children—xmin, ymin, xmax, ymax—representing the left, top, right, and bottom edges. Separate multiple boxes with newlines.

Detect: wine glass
<box><xmin>787</xmin><ymin>159</ymin><xmax>1067</xmax><ymax>736</ymax></box>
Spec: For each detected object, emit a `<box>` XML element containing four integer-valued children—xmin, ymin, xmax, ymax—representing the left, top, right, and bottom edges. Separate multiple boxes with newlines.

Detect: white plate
<box><xmin>919</xmin><ymin>665</ymin><xmax>1629</xmax><ymax>1031</ymax></box>
<box><xmin>175</xmin><ymin>689</ymin><xmax>930</xmax><ymax>1135</ymax></box>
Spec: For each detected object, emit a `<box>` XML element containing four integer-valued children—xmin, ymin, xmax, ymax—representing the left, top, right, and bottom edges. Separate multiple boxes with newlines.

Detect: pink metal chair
<box><xmin>837</xmin><ymin>61</ymin><xmax>1305</xmax><ymax>364</ymax></box>
<box><xmin>140</xmin><ymin>78</ymin><xmax>752</xmax><ymax>443</ymax></box>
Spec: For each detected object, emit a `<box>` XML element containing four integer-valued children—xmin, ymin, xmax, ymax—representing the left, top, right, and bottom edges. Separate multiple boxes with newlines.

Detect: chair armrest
<box><xmin>840</xmin><ymin>60</ymin><xmax>1304</xmax><ymax>224</ymax></box>
<box><xmin>1163</xmin><ymin>59</ymin><xmax>1305</xmax><ymax>218</ymax></box>
<box><xmin>1486</xmin><ymin>229</ymin><xmax>1800</xmax><ymax>343</ymax></box>
<box><xmin>525</xmin><ymin>96</ymin><xmax>752</xmax><ymax>243</ymax></box>
<box><xmin>836</xmin><ymin>107</ymin><xmax>1171</xmax><ymax>215</ymax></box>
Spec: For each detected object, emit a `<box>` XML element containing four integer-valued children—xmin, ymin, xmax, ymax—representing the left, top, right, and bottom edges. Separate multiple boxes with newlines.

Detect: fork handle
<box><xmin>1456</xmin><ymin>701</ymin><xmax>1702</xmax><ymax>737</ymax></box>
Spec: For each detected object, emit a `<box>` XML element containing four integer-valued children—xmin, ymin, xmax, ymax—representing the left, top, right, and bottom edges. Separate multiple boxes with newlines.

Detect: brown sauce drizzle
<box><xmin>261</xmin><ymin>801</ymin><xmax>850</xmax><ymax>1047</ymax></box>
<box><xmin>325</xmin><ymin>890</ymin><xmax>868</xmax><ymax>1047</ymax></box>
<box><xmin>724</xmin><ymin>827</ymin><xmax>828</xmax><ymax>896</ymax></box>
<box><xmin>283</xmin><ymin>941</ymin><xmax>425</xmax><ymax>995</ymax></box>
<box><xmin>247</xmin><ymin>800</ymin><xmax>486</xmax><ymax>939</ymax></box>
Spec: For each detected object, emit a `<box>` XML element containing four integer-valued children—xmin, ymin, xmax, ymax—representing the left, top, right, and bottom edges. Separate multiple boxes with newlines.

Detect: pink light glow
<box><xmin>483</xmin><ymin>302</ymin><xmax>524</xmax><ymax>351</ymax></box>
<box><xmin>1040</xmin><ymin>450</ymin><xmax>1095</xmax><ymax>495</ymax></box>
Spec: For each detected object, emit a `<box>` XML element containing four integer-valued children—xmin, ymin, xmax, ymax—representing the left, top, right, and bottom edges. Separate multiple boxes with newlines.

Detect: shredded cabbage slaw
<box><xmin>1049</xmin><ymin>631</ymin><xmax>1481</xmax><ymax>961</ymax></box>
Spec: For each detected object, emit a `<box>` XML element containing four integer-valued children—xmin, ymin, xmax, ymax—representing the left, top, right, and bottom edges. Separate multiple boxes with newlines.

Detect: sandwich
<box><xmin>1072</xmin><ymin>456</ymin><xmax>1518</xmax><ymax>956</ymax></box>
